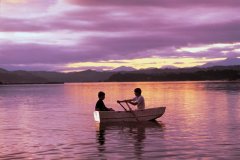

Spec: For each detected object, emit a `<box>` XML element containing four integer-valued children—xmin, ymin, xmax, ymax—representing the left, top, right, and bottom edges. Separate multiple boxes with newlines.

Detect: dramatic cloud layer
<box><xmin>0</xmin><ymin>0</ymin><xmax>240</xmax><ymax>71</ymax></box>
<box><xmin>67</xmin><ymin>0</ymin><xmax>240</xmax><ymax>7</ymax></box>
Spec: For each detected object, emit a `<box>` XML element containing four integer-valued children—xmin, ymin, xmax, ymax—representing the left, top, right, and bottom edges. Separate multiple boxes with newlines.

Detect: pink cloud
<box><xmin>0</xmin><ymin>0</ymin><xmax>240</xmax><ymax>71</ymax></box>
<box><xmin>67</xmin><ymin>0</ymin><xmax>240</xmax><ymax>7</ymax></box>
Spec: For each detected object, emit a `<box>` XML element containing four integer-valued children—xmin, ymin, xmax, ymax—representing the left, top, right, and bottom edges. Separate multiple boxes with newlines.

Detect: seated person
<box><xmin>117</xmin><ymin>88</ymin><xmax>145</xmax><ymax>110</ymax></box>
<box><xmin>95</xmin><ymin>91</ymin><xmax>114</xmax><ymax>111</ymax></box>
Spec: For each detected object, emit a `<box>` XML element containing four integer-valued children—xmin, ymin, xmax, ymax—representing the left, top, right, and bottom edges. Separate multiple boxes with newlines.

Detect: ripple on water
<box><xmin>0</xmin><ymin>82</ymin><xmax>240</xmax><ymax>159</ymax></box>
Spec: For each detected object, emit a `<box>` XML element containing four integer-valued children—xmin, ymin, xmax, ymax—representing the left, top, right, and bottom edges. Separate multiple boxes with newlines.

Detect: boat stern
<box><xmin>93</xmin><ymin>111</ymin><xmax>100</xmax><ymax>122</ymax></box>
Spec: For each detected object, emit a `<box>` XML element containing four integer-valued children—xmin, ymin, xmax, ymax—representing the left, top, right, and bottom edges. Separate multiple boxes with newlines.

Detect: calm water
<box><xmin>0</xmin><ymin>82</ymin><xmax>240</xmax><ymax>159</ymax></box>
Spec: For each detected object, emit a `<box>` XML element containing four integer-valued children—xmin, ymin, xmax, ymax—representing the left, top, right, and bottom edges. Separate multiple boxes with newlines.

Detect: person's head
<box><xmin>134</xmin><ymin>88</ymin><xmax>142</xmax><ymax>96</ymax></box>
<box><xmin>98</xmin><ymin>91</ymin><xmax>105</xmax><ymax>100</ymax></box>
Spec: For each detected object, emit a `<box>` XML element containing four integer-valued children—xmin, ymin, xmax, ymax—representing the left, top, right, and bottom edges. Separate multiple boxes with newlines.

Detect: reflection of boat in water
<box><xmin>96</xmin><ymin>120</ymin><xmax>165</xmax><ymax>131</ymax></box>
<box><xmin>94</xmin><ymin>107</ymin><xmax>166</xmax><ymax>122</ymax></box>
<box><xmin>95</xmin><ymin>120</ymin><xmax>165</xmax><ymax>159</ymax></box>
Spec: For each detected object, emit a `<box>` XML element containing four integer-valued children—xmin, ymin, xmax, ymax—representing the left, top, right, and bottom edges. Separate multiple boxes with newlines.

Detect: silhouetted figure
<box><xmin>95</xmin><ymin>91</ymin><xmax>114</xmax><ymax>111</ymax></box>
<box><xmin>118</xmin><ymin>88</ymin><xmax>145</xmax><ymax>110</ymax></box>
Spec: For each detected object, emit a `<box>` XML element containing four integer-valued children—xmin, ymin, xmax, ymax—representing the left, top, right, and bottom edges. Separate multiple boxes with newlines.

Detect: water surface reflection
<box><xmin>0</xmin><ymin>82</ymin><xmax>240</xmax><ymax>159</ymax></box>
<box><xmin>96</xmin><ymin>121</ymin><xmax>165</xmax><ymax>159</ymax></box>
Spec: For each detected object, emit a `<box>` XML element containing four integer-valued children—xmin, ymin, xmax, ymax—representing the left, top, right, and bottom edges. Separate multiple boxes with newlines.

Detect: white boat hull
<box><xmin>94</xmin><ymin>107</ymin><xmax>166</xmax><ymax>122</ymax></box>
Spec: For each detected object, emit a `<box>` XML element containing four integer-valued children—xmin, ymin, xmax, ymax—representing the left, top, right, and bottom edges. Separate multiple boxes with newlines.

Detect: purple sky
<box><xmin>0</xmin><ymin>0</ymin><xmax>240</xmax><ymax>71</ymax></box>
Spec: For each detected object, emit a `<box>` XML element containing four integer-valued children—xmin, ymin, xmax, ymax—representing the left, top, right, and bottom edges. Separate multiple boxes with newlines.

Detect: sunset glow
<box><xmin>64</xmin><ymin>57</ymin><xmax>225</xmax><ymax>72</ymax></box>
<box><xmin>0</xmin><ymin>0</ymin><xmax>240</xmax><ymax>71</ymax></box>
<box><xmin>177</xmin><ymin>43</ymin><xmax>240</xmax><ymax>53</ymax></box>
<box><xmin>3</xmin><ymin>0</ymin><xmax>27</xmax><ymax>4</ymax></box>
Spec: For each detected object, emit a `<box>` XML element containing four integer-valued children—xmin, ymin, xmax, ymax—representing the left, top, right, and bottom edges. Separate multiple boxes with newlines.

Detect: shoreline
<box><xmin>0</xmin><ymin>82</ymin><xmax>65</xmax><ymax>85</ymax></box>
<box><xmin>1</xmin><ymin>80</ymin><xmax>240</xmax><ymax>85</ymax></box>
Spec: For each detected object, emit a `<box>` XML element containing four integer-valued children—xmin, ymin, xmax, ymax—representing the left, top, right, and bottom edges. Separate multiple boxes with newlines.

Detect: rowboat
<box><xmin>93</xmin><ymin>107</ymin><xmax>166</xmax><ymax>122</ymax></box>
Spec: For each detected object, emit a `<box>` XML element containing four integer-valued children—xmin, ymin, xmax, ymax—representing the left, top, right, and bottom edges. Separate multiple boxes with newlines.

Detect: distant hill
<box><xmin>160</xmin><ymin>65</ymin><xmax>178</xmax><ymax>69</ymax></box>
<box><xmin>107</xmin><ymin>66</ymin><xmax>240</xmax><ymax>82</ymax></box>
<box><xmin>29</xmin><ymin>71</ymin><xmax>68</xmax><ymax>83</ymax></box>
<box><xmin>0</xmin><ymin>68</ymin><xmax>114</xmax><ymax>84</ymax></box>
<box><xmin>0</xmin><ymin>68</ymin><xmax>8</xmax><ymax>73</ymax></box>
<box><xmin>65</xmin><ymin>70</ymin><xmax>113</xmax><ymax>82</ymax></box>
<box><xmin>0</xmin><ymin>69</ymin><xmax>49</xmax><ymax>84</ymax></box>
<box><xmin>201</xmin><ymin>58</ymin><xmax>240</xmax><ymax>68</ymax></box>
<box><xmin>1</xmin><ymin>65</ymin><xmax>240</xmax><ymax>84</ymax></box>
<box><xmin>35</xmin><ymin>69</ymin><xmax>113</xmax><ymax>82</ymax></box>
<box><xmin>112</xmin><ymin>66</ymin><xmax>137</xmax><ymax>72</ymax></box>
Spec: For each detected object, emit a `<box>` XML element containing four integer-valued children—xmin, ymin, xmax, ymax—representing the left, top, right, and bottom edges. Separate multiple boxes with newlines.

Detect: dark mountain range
<box><xmin>0</xmin><ymin>69</ymin><xmax>114</xmax><ymax>84</ymax></box>
<box><xmin>201</xmin><ymin>57</ymin><xmax>240</xmax><ymax>68</ymax></box>
<box><xmin>112</xmin><ymin>66</ymin><xmax>137</xmax><ymax>72</ymax></box>
<box><xmin>63</xmin><ymin>70</ymin><xmax>113</xmax><ymax>82</ymax></box>
<box><xmin>0</xmin><ymin>68</ymin><xmax>8</xmax><ymax>73</ymax></box>
<box><xmin>0</xmin><ymin>70</ymin><xmax>48</xmax><ymax>84</ymax></box>
<box><xmin>107</xmin><ymin>66</ymin><xmax>240</xmax><ymax>82</ymax></box>
<box><xmin>0</xmin><ymin>64</ymin><xmax>240</xmax><ymax>84</ymax></box>
<box><xmin>160</xmin><ymin>65</ymin><xmax>178</xmax><ymax>69</ymax></box>
<box><xmin>29</xmin><ymin>71</ymin><xmax>68</xmax><ymax>82</ymax></box>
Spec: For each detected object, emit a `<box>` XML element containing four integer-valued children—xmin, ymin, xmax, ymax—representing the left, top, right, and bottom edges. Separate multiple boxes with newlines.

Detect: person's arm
<box><xmin>131</xmin><ymin>96</ymin><xmax>144</xmax><ymax>107</ymax></box>
<box><xmin>101</xmin><ymin>101</ymin><xmax>114</xmax><ymax>111</ymax></box>
<box><xmin>101</xmin><ymin>101</ymin><xmax>110</xmax><ymax>111</ymax></box>
<box><xmin>96</xmin><ymin>100</ymin><xmax>109</xmax><ymax>111</ymax></box>
<box><xmin>117</xmin><ymin>98</ymin><xmax>138</xmax><ymax>106</ymax></box>
<box><xmin>117</xmin><ymin>98</ymin><xmax>134</xmax><ymax>103</ymax></box>
<box><xmin>128</xmin><ymin>101</ymin><xmax>138</xmax><ymax>106</ymax></box>
<box><xmin>128</xmin><ymin>96</ymin><xmax>143</xmax><ymax>106</ymax></box>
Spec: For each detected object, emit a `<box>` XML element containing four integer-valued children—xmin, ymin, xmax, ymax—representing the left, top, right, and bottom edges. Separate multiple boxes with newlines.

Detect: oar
<box><xmin>125</xmin><ymin>102</ymin><xmax>139</xmax><ymax>122</ymax></box>
<box><xmin>118</xmin><ymin>101</ymin><xmax>127</xmax><ymax>111</ymax></box>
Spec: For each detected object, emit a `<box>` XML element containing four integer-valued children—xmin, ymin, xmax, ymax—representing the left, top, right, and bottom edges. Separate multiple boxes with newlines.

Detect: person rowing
<box><xmin>117</xmin><ymin>88</ymin><xmax>145</xmax><ymax>110</ymax></box>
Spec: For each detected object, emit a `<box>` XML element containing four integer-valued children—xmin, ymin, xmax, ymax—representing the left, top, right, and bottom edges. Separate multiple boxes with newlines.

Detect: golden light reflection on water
<box><xmin>63</xmin><ymin>81</ymin><xmax>239</xmax><ymax>144</ymax></box>
<box><xmin>0</xmin><ymin>82</ymin><xmax>240</xmax><ymax>159</ymax></box>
